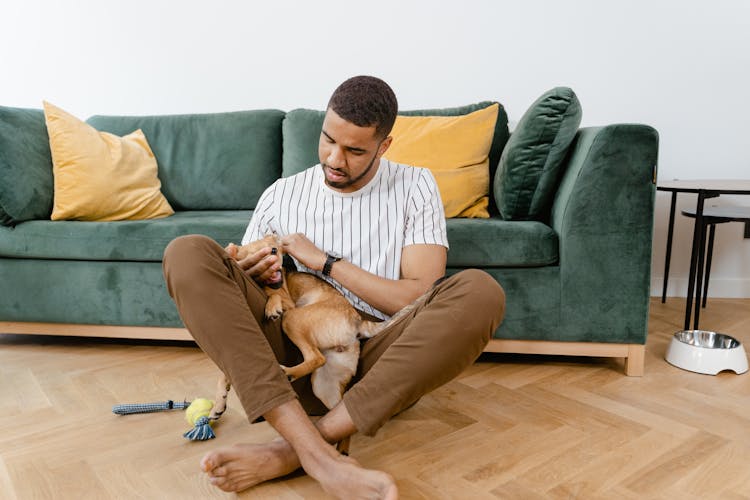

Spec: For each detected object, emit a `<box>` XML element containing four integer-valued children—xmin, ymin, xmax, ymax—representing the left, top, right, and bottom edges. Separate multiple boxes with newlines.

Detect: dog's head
<box><xmin>227</xmin><ymin>234</ymin><xmax>284</xmax><ymax>288</ymax></box>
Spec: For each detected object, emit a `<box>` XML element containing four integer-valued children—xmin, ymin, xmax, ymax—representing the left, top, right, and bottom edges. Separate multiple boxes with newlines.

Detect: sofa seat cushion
<box><xmin>0</xmin><ymin>211</ymin><xmax>558</xmax><ymax>268</ymax></box>
<box><xmin>446</xmin><ymin>217</ymin><xmax>558</xmax><ymax>267</ymax></box>
<box><xmin>0</xmin><ymin>210</ymin><xmax>251</xmax><ymax>262</ymax></box>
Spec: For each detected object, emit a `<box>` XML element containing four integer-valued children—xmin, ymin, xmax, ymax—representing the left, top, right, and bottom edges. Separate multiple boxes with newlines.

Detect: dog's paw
<box><xmin>265</xmin><ymin>305</ymin><xmax>283</xmax><ymax>320</ymax></box>
<box><xmin>279</xmin><ymin>364</ymin><xmax>297</xmax><ymax>382</ymax></box>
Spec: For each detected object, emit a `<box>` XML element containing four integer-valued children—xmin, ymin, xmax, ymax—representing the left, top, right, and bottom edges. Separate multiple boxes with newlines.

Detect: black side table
<box><xmin>657</xmin><ymin>180</ymin><xmax>750</xmax><ymax>330</ymax></box>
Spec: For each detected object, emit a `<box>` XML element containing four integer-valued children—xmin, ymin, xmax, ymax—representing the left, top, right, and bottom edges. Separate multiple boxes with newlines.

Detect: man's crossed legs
<box><xmin>163</xmin><ymin>235</ymin><xmax>505</xmax><ymax>498</ymax></box>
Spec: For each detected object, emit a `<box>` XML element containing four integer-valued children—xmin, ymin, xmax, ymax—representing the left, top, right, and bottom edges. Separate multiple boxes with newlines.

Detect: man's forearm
<box><xmin>327</xmin><ymin>258</ymin><xmax>434</xmax><ymax>316</ymax></box>
<box><xmin>281</xmin><ymin>233</ymin><xmax>446</xmax><ymax>317</ymax></box>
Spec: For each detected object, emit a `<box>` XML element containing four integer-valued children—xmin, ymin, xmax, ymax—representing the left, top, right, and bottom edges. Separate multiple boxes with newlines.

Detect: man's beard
<box><xmin>322</xmin><ymin>151</ymin><xmax>379</xmax><ymax>190</ymax></box>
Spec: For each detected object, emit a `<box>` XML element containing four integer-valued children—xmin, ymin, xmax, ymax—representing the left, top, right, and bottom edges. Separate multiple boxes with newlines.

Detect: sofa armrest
<box><xmin>550</xmin><ymin>124</ymin><xmax>659</xmax><ymax>344</ymax></box>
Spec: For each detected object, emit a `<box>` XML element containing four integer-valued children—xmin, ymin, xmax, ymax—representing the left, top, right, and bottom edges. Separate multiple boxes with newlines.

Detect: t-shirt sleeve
<box><xmin>241</xmin><ymin>182</ymin><xmax>279</xmax><ymax>245</ymax></box>
<box><xmin>404</xmin><ymin>168</ymin><xmax>449</xmax><ymax>248</ymax></box>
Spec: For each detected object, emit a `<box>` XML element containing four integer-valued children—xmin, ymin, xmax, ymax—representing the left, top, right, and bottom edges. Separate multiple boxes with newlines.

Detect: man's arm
<box><xmin>282</xmin><ymin>233</ymin><xmax>446</xmax><ymax>316</ymax></box>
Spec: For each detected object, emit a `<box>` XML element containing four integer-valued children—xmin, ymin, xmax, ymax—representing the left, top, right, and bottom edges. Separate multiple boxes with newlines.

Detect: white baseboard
<box><xmin>651</xmin><ymin>277</ymin><xmax>750</xmax><ymax>298</ymax></box>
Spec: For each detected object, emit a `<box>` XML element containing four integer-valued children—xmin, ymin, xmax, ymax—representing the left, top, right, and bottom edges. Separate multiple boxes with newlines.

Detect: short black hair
<box><xmin>327</xmin><ymin>76</ymin><xmax>398</xmax><ymax>139</ymax></box>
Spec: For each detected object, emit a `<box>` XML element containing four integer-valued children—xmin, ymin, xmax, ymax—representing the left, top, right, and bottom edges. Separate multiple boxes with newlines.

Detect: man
<box><xmin>163</xmin><ymin>76</ymin><xmax>505</xmax><ymax>499</ymax></box>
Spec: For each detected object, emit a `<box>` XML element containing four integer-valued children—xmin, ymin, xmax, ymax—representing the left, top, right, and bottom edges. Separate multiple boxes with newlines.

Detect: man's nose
<box><xmin>327</xmin><ymin>146</ymin><xmax>346</xmax><ymax>167</ymax></box>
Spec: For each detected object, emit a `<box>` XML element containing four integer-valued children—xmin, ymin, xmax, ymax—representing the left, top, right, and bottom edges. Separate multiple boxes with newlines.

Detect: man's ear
<box><xmin>377</xmin><ymin>135</ymin><xmax>393</xmax><ymax>157</ymax></box>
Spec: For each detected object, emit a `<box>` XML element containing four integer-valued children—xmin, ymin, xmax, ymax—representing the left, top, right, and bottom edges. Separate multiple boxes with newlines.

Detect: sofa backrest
<box><xmin>87</xmin><ymin>110</ymin><xmax>285</xmax><ymax>211</ymax></box>
<box><xmin>2</xmin><ymin>103</ymin><xmax>509</xmax><ymax>223</ymax></box>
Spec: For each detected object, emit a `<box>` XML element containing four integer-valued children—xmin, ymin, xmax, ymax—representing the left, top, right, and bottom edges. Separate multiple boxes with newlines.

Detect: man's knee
<box><xmin>163</xmin><ymin>234</ymin><xmax>220</xmax><ymax>264</ymax></box>
<box><xmin>163</xmin><ymin>235</ymin><xmax>223</xmax><ymax>292</ymax></box>
<box><xmin>449</xmin><ymin>269</ymin><xmax>506</xmax><ymax>332</ymax></box>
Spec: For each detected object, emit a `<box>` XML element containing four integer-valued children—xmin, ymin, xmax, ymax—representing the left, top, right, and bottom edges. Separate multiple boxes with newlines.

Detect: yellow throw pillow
<box><xmin>43</xmin><ymin>101</ymin><xmax>174</xmax><ymax>221</ymax></box>
<box><xmin>384</xmin><ymin>104</ymin><xmax>498</xmax><ymax>218</ymax></box>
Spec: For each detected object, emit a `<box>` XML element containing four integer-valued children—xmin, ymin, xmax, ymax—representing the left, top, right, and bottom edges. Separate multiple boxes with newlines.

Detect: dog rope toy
<box><xmin>112</xmin><ymin>397</ymin><xmax>221</xmax><ymax>441</ymax></box>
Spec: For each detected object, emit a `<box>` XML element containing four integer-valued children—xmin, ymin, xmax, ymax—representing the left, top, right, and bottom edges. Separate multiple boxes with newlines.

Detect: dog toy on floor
<box><xmin>182</xmin><ymin>398</ymin><xmax>217</xmax><ymax>440</ymax></box>
<box><xmin>112</xmin><ymin>398</ymin><xmax>221</xmax><ymax>441</ymax></box>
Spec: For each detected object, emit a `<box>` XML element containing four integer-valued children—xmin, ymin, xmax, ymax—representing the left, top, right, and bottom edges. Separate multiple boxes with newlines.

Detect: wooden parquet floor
<box><xmin>1</xmin><ymin>298</ymin><xmax>749</xmax><ymax>499</ymax></box>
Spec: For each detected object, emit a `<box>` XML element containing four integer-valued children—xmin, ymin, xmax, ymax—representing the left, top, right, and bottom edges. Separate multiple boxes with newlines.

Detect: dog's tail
<box><xmin>358</xmin><ymin>320</ymin><xmax>385</xmax><ymax>339</ymax></box>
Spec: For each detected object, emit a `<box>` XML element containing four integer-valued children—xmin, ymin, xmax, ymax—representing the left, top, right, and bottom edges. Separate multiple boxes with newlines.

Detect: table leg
<box><xmin>662</xmin><ymin>192</ymin><xmax>677</xmax><ymax>303</ymax></box>
<box><xmin>702</xmin><ymin>223</ymin><xmax>716</xmax><ymax>308</ymax></box>
<box><xmin>693</xmin><ymin>216</ymin><xmax>709</xmax><ymax>329</ymax></box>
<box><xmin>684</xmin><ymin>191</ymin><xmax>706</xmax><ymax>330</ymax></box>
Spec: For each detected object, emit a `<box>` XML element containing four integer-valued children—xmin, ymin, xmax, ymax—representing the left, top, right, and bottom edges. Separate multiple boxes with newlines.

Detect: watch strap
<box><xmin>322</xmin><ymin>253</ymin><xmax>341</xmax><ymax>276</ymax></box>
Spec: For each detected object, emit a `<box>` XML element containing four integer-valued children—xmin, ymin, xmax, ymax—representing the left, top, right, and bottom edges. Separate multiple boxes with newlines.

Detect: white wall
<box><xmin>2</xmin><ymin>0</ymin><xmax>749</xmax><ymax>297</ymax></box>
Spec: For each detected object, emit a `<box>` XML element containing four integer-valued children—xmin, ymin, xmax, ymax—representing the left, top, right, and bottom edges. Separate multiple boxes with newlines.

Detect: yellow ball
<box><xmin>185</xmin><ymin>398</ymin><xmax>214</xmax><ymax>425</ymax></box>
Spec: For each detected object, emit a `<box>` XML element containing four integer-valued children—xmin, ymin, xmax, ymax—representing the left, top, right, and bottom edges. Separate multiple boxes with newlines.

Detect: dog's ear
<box><xmin>271</xmin><ymin>232</ymin><xmax>283</xmax><ymax>248</ymax></box>
<box><xmin>262</xmin><ymin>229</ymin><xmax>281</xmax><ymax>247</ymax></box>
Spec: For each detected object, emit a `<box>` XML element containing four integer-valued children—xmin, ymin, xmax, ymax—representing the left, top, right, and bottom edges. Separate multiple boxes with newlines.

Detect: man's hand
<box><xmin>280</xmin><ymin>233</ymin><xmax>327</xmax><ymax>272</ymax></box>
<box><xmin>225</xmin><ymin>243</ymin><xmax>280</xmax><ymax>284</ymax></box>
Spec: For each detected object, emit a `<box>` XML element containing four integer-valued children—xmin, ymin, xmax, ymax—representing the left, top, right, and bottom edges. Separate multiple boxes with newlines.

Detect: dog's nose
<box><xmin>271</xmin><ymin>247</ymin><xmax>278</xmax><ymax>255</ymax></box>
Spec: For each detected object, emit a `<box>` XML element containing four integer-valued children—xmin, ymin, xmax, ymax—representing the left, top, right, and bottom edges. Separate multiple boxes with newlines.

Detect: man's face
<box><xmin>318</xmin><ymin>109</ymin><xmax>392</xmax><ymax>193</ymax></box>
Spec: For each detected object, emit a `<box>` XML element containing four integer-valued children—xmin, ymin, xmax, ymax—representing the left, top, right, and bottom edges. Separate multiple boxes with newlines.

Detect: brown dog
<box><xmin>224</xmin><ymin>234</ymin><xmax>385</xmax><ymax>410</ymax></box>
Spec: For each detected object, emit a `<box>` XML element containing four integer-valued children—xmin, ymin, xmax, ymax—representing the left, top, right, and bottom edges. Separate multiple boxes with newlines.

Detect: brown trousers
<box><xmin>163</xmin><ymin>235</ymin><xmax>505</xmax><ymax>436</ymax></box>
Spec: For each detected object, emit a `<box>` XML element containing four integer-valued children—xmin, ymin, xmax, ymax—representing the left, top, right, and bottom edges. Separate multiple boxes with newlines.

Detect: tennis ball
<box><xmin>185</xmin><ymin>398</ymin><xmax>214</xmax><ymax>426</ymax></box>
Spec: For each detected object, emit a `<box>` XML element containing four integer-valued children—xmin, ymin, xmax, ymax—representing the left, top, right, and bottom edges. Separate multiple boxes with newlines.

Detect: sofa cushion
<box><xmin>44</xmin><ymin>102</ymin><xmax>174</xmax><ymax>221</ymax></box>
<box><xmin>282</xmin><ymin>102</ymin><xmax>510</xmax><ymax>198</ymax></box>
<box><xmin>0</xmin><ymin>106</ymin><xmax>54</xmax><ymax>226</ymax></box>
<box><xmin>0</xmin><ymin>258</ymin><xmax>183</xmax><ymax>327</ymax></box>
<box><xmin>494</xmin><ymin>87</ymin><xmax>582</xmax><ymax>221</ymax></box>
<box><xmin>86</xmin><ymin>110</ymin><xmax>285</xmax><ymax>211</ymax></box>
<box><xmin>445</xmin><ymin>217</ymin><xmax>558</xmax><ymax>267</ymax></box>
<box><xmin>0</xmin><ymin>210</ymin><xmax>557</xmax><ymax>268</ymax></box>
<box><xmin>0</xmin><ymin>210</ymin><xmax>251</xmax><ymax>262</ymax></box>
<box><xmin>384</xmin><ymin>105</ymin><xmax>499</xmax><ymax>218</ymax></box>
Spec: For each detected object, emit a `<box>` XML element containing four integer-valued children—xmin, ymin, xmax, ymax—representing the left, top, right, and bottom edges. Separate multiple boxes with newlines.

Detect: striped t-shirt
<box><xmin>241</xmin><ymin>158</ymin><xmax>449</xmax><ymax>320</ymax></box>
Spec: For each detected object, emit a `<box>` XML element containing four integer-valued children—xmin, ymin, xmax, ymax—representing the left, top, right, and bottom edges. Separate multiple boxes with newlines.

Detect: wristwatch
<box><xmin>322</xmin><ymin>253</ymin><xmax>341</xmax><ymax>277</ymax></box>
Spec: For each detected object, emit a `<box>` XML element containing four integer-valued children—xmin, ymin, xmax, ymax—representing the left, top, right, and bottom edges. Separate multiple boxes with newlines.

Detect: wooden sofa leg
<box><xmin>624</xmin><ymin>345</ymin><xmax>645</xmax><ymax>376</ymax></box>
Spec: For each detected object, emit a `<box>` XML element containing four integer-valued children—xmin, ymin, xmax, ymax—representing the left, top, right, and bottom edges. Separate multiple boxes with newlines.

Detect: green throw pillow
<box><xmin>494</xmin><ymin>87</ymin><xmax>582</xmax><ymax>220</ymax></box>
<box><xmin>0</xmin><ymin>106</ymin><xmax>54</xmax><ymax>226</ymax></box>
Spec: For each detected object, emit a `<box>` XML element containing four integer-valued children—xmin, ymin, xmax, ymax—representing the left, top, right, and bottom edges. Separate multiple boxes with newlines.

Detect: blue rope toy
<box><xmin>112</xmin><ymin>398</ymin><xmax>219</xmax><ymax>440</ymax></box>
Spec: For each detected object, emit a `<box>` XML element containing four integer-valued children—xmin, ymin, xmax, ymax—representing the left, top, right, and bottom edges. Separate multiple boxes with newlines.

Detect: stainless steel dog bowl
<box><xmin>665</xmin><ymin>330</ymin><xmax>748</xmax><ymax>375</ymax></box>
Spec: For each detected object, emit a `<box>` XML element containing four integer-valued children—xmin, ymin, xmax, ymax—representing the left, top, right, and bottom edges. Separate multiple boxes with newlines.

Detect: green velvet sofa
<box><xmin>0</xmin><ymin>96</ymin><xmax>658</xmax><ymax>375</ymax></box>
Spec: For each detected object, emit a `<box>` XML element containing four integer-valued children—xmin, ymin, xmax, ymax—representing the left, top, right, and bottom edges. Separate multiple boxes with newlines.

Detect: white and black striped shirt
<box><xmin>241</xmin><ymin>158</ymin><xmax>449</xmax><ymax>319</ymax></box>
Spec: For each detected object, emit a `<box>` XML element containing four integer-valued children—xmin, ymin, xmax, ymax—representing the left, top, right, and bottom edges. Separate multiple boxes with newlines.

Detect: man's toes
<box><xmin>200</xmin><ymin>452</ymin><xmax>225</xmax><ymax>474</ymax></box>
<box><xmin>200</xmin><ymin>454</ymin><xmax>215</xmax><ymax>473</ymax></box>
<box><xmin>209</xmin><ymin>465</ymin><xmax>228</xmax><ymax>478</ymax></box>
<box><xmin>209</xmin><ymin>475</ymin><xmax>234</xmax><ymax>492</ymax></box>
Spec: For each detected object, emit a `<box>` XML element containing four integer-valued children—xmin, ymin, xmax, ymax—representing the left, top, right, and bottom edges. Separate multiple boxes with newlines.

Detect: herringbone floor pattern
<box><xmin>1</xmin><ymin>298</ymin><xmax>749</xmax><ymax>499</ymax></box>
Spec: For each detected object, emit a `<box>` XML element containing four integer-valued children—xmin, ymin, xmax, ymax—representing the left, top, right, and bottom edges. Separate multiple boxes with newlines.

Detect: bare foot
<box><xmin>200</xmin><ymin>439</ymin><xmax>299</xmax><ymax>492</ymax></box>
<box><xmin>301</xmin><ymin>448</ymin><xmax>398</xmax><ymax>500</ymax></box>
